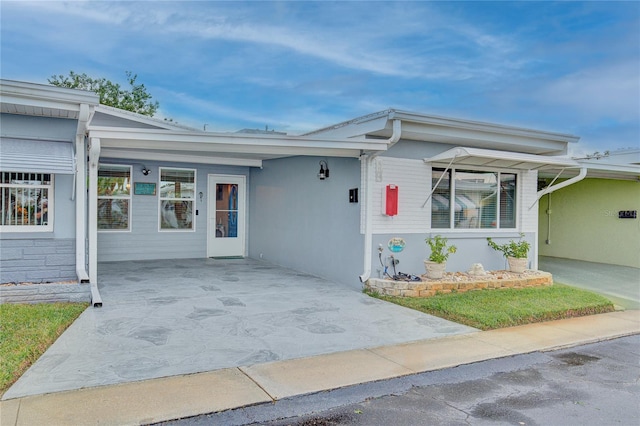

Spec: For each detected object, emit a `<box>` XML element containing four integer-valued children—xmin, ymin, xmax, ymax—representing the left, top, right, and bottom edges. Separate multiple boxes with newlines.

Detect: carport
<box><xmin>4</xmin><ymin>259</ymin><xmax>476</xmax><ymax>400</ymax></box>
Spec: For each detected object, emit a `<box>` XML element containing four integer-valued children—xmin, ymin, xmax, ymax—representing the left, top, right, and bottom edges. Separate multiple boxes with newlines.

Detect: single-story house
<box><xmin>2</xmin><ymin>79</ymin><xmax>593</xmax><ymax>306</ymax></box>
<box><xmin>538</xmin><ymin>149</ymin><xmax>640</xmax><ymax>268</ymax></box>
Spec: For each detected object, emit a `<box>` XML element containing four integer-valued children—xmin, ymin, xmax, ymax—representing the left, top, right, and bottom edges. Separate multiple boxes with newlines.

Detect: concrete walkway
<box><xmin>539</xmin><ymin>256</ymin><xmax>640</xmax><ymax>309</ymax></box>
<box><xmin>2</xmin><ymin>310</ymin><xmax>638</xmax><ymax>426</ymax></box>
<box><xmin>2</xmin><ymin>258</ymin><xmax>475</xmax><ymax>400</ymax></box>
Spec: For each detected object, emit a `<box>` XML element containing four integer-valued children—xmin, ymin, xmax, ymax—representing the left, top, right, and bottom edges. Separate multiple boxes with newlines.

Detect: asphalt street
<box><xmin>162</xmin><ymin>334</ymin><xmax>640</xmax><ymax>426</ymax></box>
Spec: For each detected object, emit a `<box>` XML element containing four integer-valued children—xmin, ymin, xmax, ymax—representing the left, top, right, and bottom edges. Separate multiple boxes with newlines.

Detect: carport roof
<box><xmin>88</xmin><ymin>126</ymin><xmax>390</xmax><ymax>167</ymax></box>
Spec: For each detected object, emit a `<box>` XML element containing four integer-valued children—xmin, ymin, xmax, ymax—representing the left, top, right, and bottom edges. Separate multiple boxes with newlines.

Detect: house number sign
<box><xmin>134</xmin><ymin>182</ymin><xmax>156</xmax><ymax>195</ymax></box>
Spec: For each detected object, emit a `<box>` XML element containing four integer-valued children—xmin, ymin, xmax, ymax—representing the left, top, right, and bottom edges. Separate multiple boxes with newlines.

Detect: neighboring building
<box><xmin>538</xmin><ymin>149</ymin><xmax>640</xmax><ymax>268</ymax></box>
<box><xmin>2</xmin><ymin>79</ymin><xmax>591</xmax><ymax>305</ymax></box>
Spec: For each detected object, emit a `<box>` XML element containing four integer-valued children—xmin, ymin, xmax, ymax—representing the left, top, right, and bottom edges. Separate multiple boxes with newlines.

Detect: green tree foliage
<box><xmin>48</xmin><ymin>71</ymin><xmax>159</xmax><ymax>116</ymax></box>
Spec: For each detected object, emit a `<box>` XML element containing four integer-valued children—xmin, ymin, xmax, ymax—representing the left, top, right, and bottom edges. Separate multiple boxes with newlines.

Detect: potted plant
<box><xmin>424</xmin><ymin>235</ymin><xmax>457</xmax><ymax>279</ymax></box>
<box><xmin>486</xmin><ymin>233</ymin><xmax>531</xmax><ymax>273</ymax></box>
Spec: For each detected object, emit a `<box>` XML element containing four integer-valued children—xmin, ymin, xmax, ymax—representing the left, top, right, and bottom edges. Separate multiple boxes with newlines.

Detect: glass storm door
<box><xmin>207</xmin><ymin>175</ymin><xmax>245</xmax><ymax>257</ymax></box>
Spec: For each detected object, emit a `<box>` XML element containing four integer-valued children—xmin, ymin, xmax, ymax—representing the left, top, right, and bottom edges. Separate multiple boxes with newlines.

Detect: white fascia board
<box><xmin>100</xmin><ymin>139</ymin><xmax>363</xmax><ymax>158</ymax></box>
<box><xmin>88</xmin><ymin>126</ymin><xmax>389</xmax><ymax>154</ymax></box>
<box><xmin>94</xmin><ymin>105</ymin><xmax>199</xmax><ymax>131</ymax></box>
<box><xmin>424</xmin><ymin>147</ymin><xmax>580</xmax><ymax>170</ymax></box>
<box><xmin>579</xmin><ymin>161</ymin><xmax>640</xmax><ymax>175</ymax></box>
<box><xmin>399</xmin><ymin>121</ymin><xmax>569</xmax><ymax>154</ymax></box>
<box><xmin>303</xmin><ymin>112</ymin><xmax>391</xmax><ymax>137</ymax></box>
<box><xmin>101</xmin><ymin>148</ymin><xmax>263</xmax><ymax>167</ymax></box>
<box><xmin>0</xmin><ymin>79</ymin><xmax>99</xmax><ymax>108</ymax></box>
<box><xmin>390</xmin><ymin>110</ymin><xmax>580</xmax><ymax>145</ymax></box>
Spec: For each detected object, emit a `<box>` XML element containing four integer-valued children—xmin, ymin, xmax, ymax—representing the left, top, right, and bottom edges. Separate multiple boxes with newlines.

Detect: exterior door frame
<box><xmin>207</xmin><ymin>174</ymin><xmax>246</xmax><ymax>258</ymax></box>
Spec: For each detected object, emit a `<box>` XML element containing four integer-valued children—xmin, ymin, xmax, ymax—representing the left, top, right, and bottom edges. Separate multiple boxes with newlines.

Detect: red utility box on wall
<box><xmin>382</xmin><ymin>184</ymin><xmax>398</xmax><ymax>216</ymax></box>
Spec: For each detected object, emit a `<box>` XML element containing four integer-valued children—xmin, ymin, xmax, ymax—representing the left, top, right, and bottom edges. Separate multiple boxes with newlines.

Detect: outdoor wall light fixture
<box><xmin>199</xmin><ymin>191</ymin><xmax>204</xmax><ymax>202</ymax></box>
<box><xmin>318</xmin><ymin>160</ymin><xmax>330</xmax><ymax>180</ymax></box>
<box><xmin>141</xmin><ymin>166</ymin><xmax>151</xmax><ymax>176</ymax></box>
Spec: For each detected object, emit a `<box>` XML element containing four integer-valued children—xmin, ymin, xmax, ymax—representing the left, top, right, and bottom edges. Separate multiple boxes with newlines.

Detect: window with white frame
<box><xmin>432</xmin><ymin>168</ymin><xmax>517</xmax><ymax>229</ymax></box>
<box><xmin>0</xmin><ymin>172</ymin><xmax>53</xmax><ymax>231</ymax></box>
<box><xmin>159</xmin><ymin>168</ymin><xmax>195</xmax><ymax>231</ymax></box>
<box><xmin>98</xmin><ymin>164</ymin><xmax>132</xmax><ymax>231</ymax></box>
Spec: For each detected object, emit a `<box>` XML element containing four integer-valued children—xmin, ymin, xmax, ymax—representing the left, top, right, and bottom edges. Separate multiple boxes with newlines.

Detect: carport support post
<box><xmin>88</xmin><ymin>138</ymin><xmax>100</xmax><ymax>286</ymax></box>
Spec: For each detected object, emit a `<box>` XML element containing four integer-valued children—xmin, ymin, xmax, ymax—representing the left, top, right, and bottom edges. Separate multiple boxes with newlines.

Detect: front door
<box><xmin>207</xmin><ymin>175</ymin><xmax>246</xmax><ymax>257</ymax></box>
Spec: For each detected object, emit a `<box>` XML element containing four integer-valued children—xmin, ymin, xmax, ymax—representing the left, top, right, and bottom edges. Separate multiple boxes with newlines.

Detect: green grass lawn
<box><xmin>0</xmin><ymin>302</ymin><xmax>88</xmax><ymax>395</ymax></box>
<box><xmin>366</xmin><ymin>283</ymin><xmax>615</xmax><ymax>330</ymax></box>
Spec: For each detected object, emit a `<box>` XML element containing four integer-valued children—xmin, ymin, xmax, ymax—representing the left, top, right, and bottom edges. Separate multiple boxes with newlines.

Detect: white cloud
<box><xmin>533</xmin><ymin>60</ymin><xmax>639</xmax><ymax>122</ymax></box>
<box><xmin>5</xmin><ymin>1</ymin><xmax>521</xmax><ymax>81</ymax></box>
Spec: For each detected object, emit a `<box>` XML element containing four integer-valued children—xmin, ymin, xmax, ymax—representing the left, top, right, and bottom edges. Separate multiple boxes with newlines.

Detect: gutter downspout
<box><xmin>75</xmin><ymin>104</ymin><xmax>91</xmax><ymax>285</ymax></box>
<box><xmin>530</xmin><ymin>167</ymin><xmax>587</xmax><ymax>209</ymax></box>
<box><xmin>88</xmin><ymin>137</ymin><xmax>103</xmax><ymax>307</ymax></box>
<box><xmin>359</xmin><ymin>119</ymin><xmax>402</xmax><ymax>283</ymax></box>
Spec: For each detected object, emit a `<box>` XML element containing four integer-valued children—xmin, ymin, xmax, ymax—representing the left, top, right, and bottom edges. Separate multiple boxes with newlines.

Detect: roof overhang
<box><xmin>88</xmin><ymin>126</ymin><xmax>390</xmax><ymax>167</ymax></box>
<box><xmin>424</xmin><ymin>147</ymin><xmax>580</xmax><ymax>170</ymax></box>
<box><xmin>539</xmin><ymin>160</ymin><xmax>640</xmax><ymax>181</ymax></box>
<box><xmin>0</xmin><ymin>79</ymin><xmax>99</xmax><ymax>119</ymax></box>
<box><xmin>306</xmin><ymin>109</ymin><xmax>579</xmax><ymax>156</ymax></box>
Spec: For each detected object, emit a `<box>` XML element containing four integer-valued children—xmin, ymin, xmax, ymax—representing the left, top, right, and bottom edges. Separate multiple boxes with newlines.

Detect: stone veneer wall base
<box><xmin>0</xmin><ymin>283</ymin><xmax>91</xmax><ymax>304</ymax></box>
<box><xmin>365</xmin><ymin>271</ymin><xmax>553</xmax><ymax>298</ymax></box>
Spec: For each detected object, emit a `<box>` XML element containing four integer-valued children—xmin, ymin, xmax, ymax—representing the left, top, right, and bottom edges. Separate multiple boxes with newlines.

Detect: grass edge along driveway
<box><xmin>0</xmin><ymin>302</ymin><xmax>88</xmax><ymax>396</ymax></box>
<box><xmin>0</xmin><ymin>284</ymin><xmax>616</xmax><ymax>396</ymax></box>
<box><xmin>365</xmin><ymin>283</ymin><xmax>615</xmax><ymax>331</ymax></box>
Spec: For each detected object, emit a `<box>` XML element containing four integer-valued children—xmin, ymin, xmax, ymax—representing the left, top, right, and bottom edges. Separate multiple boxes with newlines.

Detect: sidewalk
<box><xmin>2</xmin><ymin>310</ymin><xmax>639</xmax><ymax>426</ymax></box>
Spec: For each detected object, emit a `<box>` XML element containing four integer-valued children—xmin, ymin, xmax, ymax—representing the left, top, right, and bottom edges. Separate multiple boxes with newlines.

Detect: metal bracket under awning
<box><xmin>530</xmin><ymin>167</ymin><xmax>588</xmax><ymax>209</ymax></box>
<box><xmin>422</xmin><ymin>147</ymin><xmax>583</xmax><ymax>209</ymax></box>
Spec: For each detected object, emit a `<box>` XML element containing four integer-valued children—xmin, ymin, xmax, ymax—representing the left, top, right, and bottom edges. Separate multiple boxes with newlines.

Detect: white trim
<box><xmin>101</xmin><ymin>148</ymin><xmax>263</xmax><ymax>168</ymax></box>
<box><xmin>0</xmin><ymin>79</ymin><xmax>99</xmax><ymax>113</ymax></box>
<box><xmin>207</xmin><ymin>174</ymin><xmax>247</xmax><ymax>258</ymax></box>
<box><xmin>0</xmin><ymin>173</ymin><xmax>54</xmax><ymax>233</ymax></box>
<box><xmin>88</xmin><ymin>126</ymin><xmax>389</xmax><ymax>158</ymax></box>
<box><xmin>88</xmin><ymin>138</ymin><xmax>100</xmax><ymax>284</ymax></box>
<box><xmin>430</xmin><ymin>166</ymin><xmax>520</xmax><ymax>231</ymax></box>
<box><xmin>97</xmin><ymin>164</ymin><xmax>133</xmax><ymax>233</ymax></box>
<box><xmin>94</xmin><ymin>104</ymin><xmax>199</xmax><ymax>131</ymax></box>
<box><xmin>158</xmin><ymin>167</ymin><xmax>197</xmax><ymax>232</ymax></box>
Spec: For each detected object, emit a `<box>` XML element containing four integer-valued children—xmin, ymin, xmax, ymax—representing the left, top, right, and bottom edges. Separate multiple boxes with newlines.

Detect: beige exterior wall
<box><xmin>538</xmin><ymin>178</ymin><xmax>640</xmax><ymax>268</ymax></box>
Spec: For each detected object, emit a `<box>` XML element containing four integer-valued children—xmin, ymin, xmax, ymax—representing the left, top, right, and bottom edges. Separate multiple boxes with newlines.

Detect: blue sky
<box><xmin>1</xmin><ymin>1</ymin><xmax>638</xmax><ymax>155</ymax></box>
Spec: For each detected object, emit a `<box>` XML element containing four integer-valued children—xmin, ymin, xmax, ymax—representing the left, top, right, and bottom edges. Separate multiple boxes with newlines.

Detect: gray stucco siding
<box><xmin>371</xmin><ymin>232</ymin><xmax>537</xmax><ymax>279</ymax></box>
<box><xmin>0</xmin><ymin>113</ymin><xmax>77</xmax><ymax>141</ymax></box>
<box><xmin>248</xmin><ymin>156</ymin><xmax>364</xmax><ymax>289</ymax></box>
<box><xmin>97</xmin><ymin>158</ymin><xmax>250</xmax><ymax>261</ymax></box>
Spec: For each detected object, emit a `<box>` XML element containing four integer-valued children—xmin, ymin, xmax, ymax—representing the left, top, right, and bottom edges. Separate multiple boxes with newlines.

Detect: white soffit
<box><xmin>424</xmin><ymin>147</ymin><xmax>580</xmax><ymax>170</ymax></box>
<box><xmin>0</xmin><ymin>137</ymin><xmax>75</xmax><ymax>174</ymax></box>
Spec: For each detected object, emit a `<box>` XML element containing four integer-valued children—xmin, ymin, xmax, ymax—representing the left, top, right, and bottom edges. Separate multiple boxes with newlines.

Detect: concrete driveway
<box><xmin>4</xmin><ymin>258</ymin><xmax>475</xmax><ymax>400</ymax></box>
<box><xmin>539</xmin><ymin>256</ymin><xmax>640</xmax><ymax>309</ymax></box>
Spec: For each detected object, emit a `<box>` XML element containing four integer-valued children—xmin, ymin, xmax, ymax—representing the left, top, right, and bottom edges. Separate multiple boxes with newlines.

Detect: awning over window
<box><xmin>0</xmin><ymin>138</ymin><xmax>75</xmax><ymax>174</ymax></box>
<box><xmin>424</xmin><ymin>147</ymin><xmax>580</xmax><ymax>170</ymax></box>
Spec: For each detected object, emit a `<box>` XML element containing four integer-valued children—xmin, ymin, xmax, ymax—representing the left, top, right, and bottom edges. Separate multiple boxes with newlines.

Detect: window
<box><xmin>159</xmin><ymin>168</ymin><xmax>195</xmax><ymax>231</ymax></box>
<box><xmin>431</xmin><ymin>168</ymin><xmax>517</xmax><ymax>229</ymax></box>
<box><xmin>98</xmin><ymin>165</ymin><xmax>131</xmax><ymax>231</ymax></box>
<box><xmin>0</xmin><ymin>172</ymin><xmax>53</xmax><ymax>231</ymax></box>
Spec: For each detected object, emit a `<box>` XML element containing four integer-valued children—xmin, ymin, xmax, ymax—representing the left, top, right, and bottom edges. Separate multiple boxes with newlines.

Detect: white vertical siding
<box><xmin>520</xmin><ymin>169</ymin><xmax>538</xmax><ymax>233</ymax></box>
<box><xmin>366</xmin><ymin>157</ymin><xmax>430</xmax><ymax>234</ymax></box>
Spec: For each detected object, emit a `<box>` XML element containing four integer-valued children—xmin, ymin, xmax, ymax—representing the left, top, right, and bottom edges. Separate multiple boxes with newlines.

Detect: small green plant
<box><xmin>426</xmin><ymin>235</ymin><xmax>457</xmax><ymax>263</ymax></box>
<box><xmin>487</xmin><ymin>233</ymin><xmax>530</xmax><ymax>259</ymax></box>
